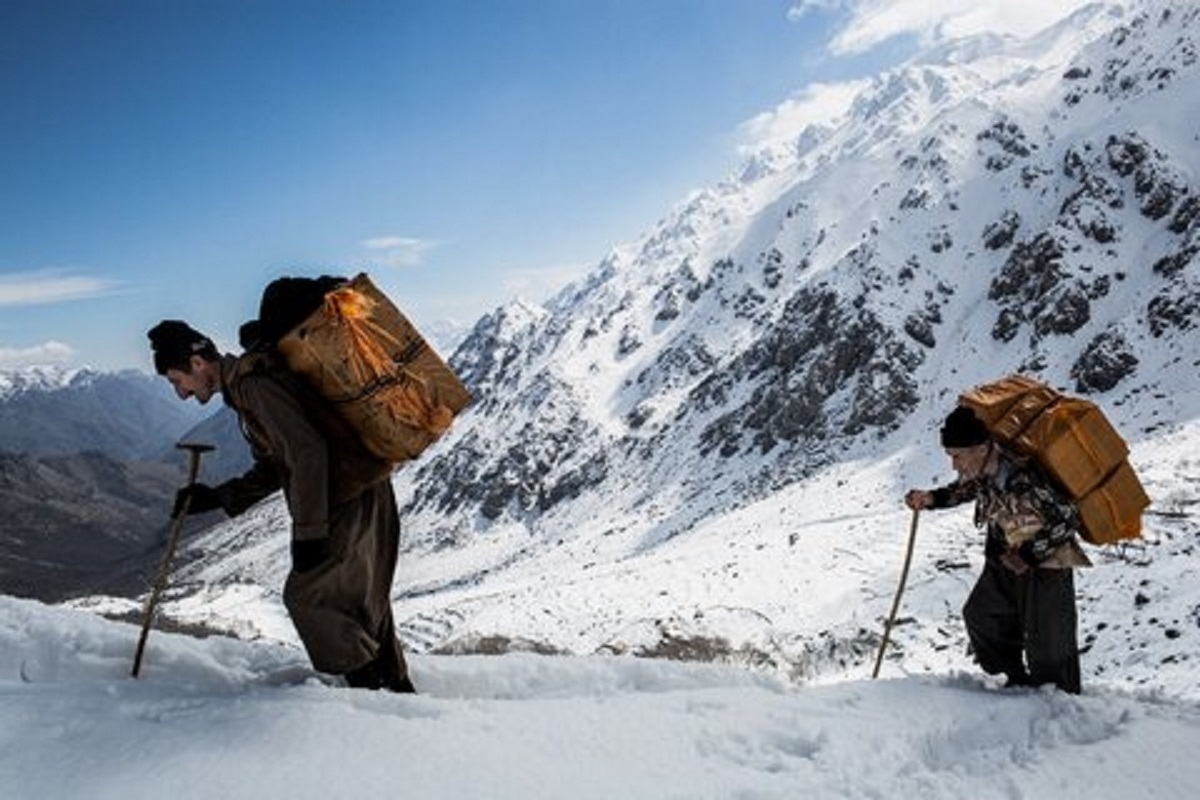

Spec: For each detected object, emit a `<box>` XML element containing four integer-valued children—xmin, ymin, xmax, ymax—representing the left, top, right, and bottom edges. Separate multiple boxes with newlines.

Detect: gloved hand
<box><xmin>291</xmin><ymin>538</ymin><xmax>332</xmax><ymax>573</ymax></box>
<box><xmin>172</xmin><ymin>483</ymin><xmax>223</xmax><ymax>518</ymax></box>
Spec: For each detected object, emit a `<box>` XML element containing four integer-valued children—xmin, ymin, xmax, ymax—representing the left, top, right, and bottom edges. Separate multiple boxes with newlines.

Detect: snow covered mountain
<box><xmin>408</xmin><ymin>0</ymin><xmax>1199</xmax><ymax>541</ymax></box>
<box><xmin>0</xmin><ymin>364</ymin><xmax>77</xmax><ymax>397</ymax></box>
<box><xmin>146</xmin><ymin>0</ymin><xmax>1198</xmax><ymax>696</ymax></box>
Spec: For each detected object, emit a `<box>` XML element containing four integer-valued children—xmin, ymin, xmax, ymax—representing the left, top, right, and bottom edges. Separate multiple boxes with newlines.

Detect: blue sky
<box><xmin>0</xmin><ymin>0</ymin><xmax>1092</xmax><ymax>371</ymax></box>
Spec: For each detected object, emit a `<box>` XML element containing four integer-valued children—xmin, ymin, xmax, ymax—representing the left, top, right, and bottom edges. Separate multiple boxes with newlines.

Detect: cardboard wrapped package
<box><xmin>961</xmin><ymin>375</ymin><xmax>1148</xmax><ymax>544</ymax></box>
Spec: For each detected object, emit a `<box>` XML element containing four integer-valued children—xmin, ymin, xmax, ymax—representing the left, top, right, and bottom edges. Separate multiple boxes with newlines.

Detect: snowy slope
<box><xmin>390</xmin><ymin>0</ymin><xmax>1199</xmax><ymax>549</ymax></box>
<box><xmin>134</xmin><ymin>417</ymin><xmax>1198</xmax><ymax>703</ymax></box>
<box><xmin>3</xmin><ymin>597</ymin><xmax>1199</xmax><ymax>800</ymax></box>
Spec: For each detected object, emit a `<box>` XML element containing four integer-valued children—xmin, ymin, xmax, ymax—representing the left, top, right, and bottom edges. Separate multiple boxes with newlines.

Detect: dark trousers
<box><xmin>963</xmin><ymin>558</ymin><xmax>1080</xmax><ymax>694</ymax></box>
<box><xmin>283</xmin><ymin>480</ymin><xmax>409</xmax><ymax>685</ymax></box>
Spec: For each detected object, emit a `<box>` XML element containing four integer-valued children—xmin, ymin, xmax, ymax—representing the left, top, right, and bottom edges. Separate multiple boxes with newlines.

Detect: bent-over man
<box><xmin>147</xmin><ymin>315</ymin><xmax>414</xmax><ymax>692</ymax></box>
<box><xmin>905</xmin><ymin>405</ymin><xmax>1089</xmax><ymax>694</ymax></box>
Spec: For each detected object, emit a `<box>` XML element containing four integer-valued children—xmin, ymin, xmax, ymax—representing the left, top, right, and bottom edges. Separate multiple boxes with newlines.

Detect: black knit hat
<box><xmin>147</xmin><ymin>320</ymin><xmax>217</xmax><ymax>375</ymax></box>
<box><xmin>940</xmin><ymin>406</ymin><xmax>990</xmax><ymax>448</ymax></box>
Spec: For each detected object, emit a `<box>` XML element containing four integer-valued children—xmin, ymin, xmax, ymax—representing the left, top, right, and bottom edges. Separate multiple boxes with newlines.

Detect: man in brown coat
<box><xmin>147</xmin><ymin>317</ymin><xmax>414</xmax><ymax>692</ymax></box>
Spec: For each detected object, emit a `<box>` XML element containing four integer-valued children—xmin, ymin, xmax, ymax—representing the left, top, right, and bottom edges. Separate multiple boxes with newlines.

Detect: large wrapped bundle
<box><xmin>960</xmin><ymin>375</ymin><xmax>1148</xmax><ymax>544</ymax></box>
<box><xmin>275</xmin><ymin>273</ymin><xmax>471</xmax><ymax>465</ymax></box>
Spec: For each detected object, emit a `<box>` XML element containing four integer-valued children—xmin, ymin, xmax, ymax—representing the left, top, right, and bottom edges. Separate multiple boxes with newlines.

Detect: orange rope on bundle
<box><xmin>322</xmin><ymin>287</ymin><xmax>454</xmax><ymax>434</ymax></box>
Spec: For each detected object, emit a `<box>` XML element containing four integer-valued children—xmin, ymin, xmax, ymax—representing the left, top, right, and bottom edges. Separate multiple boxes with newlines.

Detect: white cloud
<box><xmin>787</xmin><ymin>0</ymin><xmax>844</xmax><ymax>24</ymax></box>
<box><xmin>360</xmin><ymin>236</ymin><xmax>439</xmax><ymax>268</ymax></box>
<box><xmin>0</xmin><ymin>269</ymin><xmax>116</xmax><ymax>307</ymax></box>
<box><xmin>790</xmin><ymin>0</ymin><xmax>1101</xmax><ymax>55</ymax></box>
<box><xmin>738</xmin><ymin>79</ymin><xmax>871</xmax><ymax>153</ymax></box>
<box><xmin>0</xmin><ymin>340</ymin><xmax>76</xmax><ymax>368</ymax></box>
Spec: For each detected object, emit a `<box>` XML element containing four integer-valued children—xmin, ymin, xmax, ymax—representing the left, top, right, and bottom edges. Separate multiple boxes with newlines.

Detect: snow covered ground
<box><xmin>15</xmin><ymin>404</ymin><xmax>1188</xmax><ymax>800</ymax></box>
<box><xmin>4</xmin><ymin>420</ymin><xmax>1198</xmax><ymax>799</ymax></box>
<box><xmin>2</xmin><ymin>596</ymin><xmax>1198</xmax><ymax>800</ymax></box>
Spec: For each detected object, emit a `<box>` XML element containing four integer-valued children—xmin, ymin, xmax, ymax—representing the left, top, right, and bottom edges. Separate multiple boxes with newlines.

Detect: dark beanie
<box><xmin>147</xmin><ymin>320</ymin><xmax>216</xmax><ymax>375</ymax></box>
<box><xmin>940</xmin><ymin>406</ymin><xmax>990</xmax><ymax>448</ymax></box>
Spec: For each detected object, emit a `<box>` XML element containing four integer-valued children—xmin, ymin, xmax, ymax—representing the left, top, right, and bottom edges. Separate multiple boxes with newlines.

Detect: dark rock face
<box><xmin>983</xmin><ymin>210</ymin><xmax>1022</xmax><ymax>251</ymax></box>
<box><xmin>409</xmin><ymin>370</ymin><xmax>606</xmax><ymax>523</ymax></box>
<box><xmin>636</xmin><ymin>336</ymin><xmax>716</xmax><ymax>396</ymax></box>
<box><xmin>1071</xmin><ymin>330</ymin><xmax>1140</xmax><ymax>393</ymax></box>
<box><xmin>903</xmin><ymin>308</ymin><xmax>939</xmax><ymax>349</ymax></box>
<box><xmin>695</xmin><ymin>287</ymin><xmax>921</xmax><ymax>462</ymax></box>
<box><xmin>988</xmin><ymin>234</ymin><xmax>1095</xmax><ymax>342</ymax></box>
<box><xmin>1104</xmin><ymin>132</ymin><xmax>1189</xmax><ymax>222</ymax></box>
<box><xmin>977</xmin><ymin>116</ymin><xmax>1035</xmax><ymax>172</ymax></box>
<box><xmin>1147</xmin><ymin>289</ymin><xmax>1199</xmax><ymax>337</ymax></box>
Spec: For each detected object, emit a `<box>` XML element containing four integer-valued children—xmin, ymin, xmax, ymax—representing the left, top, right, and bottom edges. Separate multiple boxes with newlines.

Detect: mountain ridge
<box><xmin>393</xmin><ymin>0</ymin><xmax>1198</xmax><ymax>544</ymax></box>
<box><xmin>0</xmin><ymin>366</ymin><xmax>209</xmax><ymax>460</ymax></box>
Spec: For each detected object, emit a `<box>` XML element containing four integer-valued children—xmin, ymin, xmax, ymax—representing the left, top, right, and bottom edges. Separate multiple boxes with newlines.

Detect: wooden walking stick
<box><xmin>131</xmin><ymin>441</ymin><xmax>214</xmax><ymax>678</ymax></box>
<box><xmin>872</xmin><ymin>508</ymin><xmax>920</xmax><ymax>679</ymax></box>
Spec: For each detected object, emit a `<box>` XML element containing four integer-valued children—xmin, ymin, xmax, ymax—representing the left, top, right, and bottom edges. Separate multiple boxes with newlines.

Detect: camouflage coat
<box><xmin>930</xmin><ymin>453</ymin><xmax>1091</xmax><ymax>569</ymax></box>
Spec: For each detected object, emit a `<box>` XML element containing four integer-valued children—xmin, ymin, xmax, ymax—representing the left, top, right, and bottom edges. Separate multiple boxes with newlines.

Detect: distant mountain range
<box><xmin>0</xmin><ymin>367</ymin><xmax>218</xmax><ymax>600</ymax></box>
<box><xmin>0</xmin><ymin>450</ymin><xmax>185</xmax><ymax>601</ymax></box>
<box><xmin>0</xmin><ymin>367</ymin><xmax>208</xmax><ymax>460</ymax></box>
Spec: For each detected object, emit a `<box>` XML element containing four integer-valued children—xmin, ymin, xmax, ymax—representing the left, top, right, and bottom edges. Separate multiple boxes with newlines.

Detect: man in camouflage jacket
<box><xmin>906</xmin><ymin>406</ymin><xmax>1089</xmax><ymax>694</ymax></box>
<box><xmin>147</xmin><ymin>318</ymin><xmax>414</xmax><ymax>693</ymax></box>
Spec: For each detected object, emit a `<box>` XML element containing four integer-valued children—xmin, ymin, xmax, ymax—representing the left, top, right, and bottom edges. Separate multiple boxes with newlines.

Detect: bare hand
<box><xmin>1000</xmin><ymin>549</ymin><xmax>1030</xmax><ymax>575</ymax></box>
<box><xmin>904</xmin><ymin>490</ymin><xmax>933</xmax><ymax>511</ymax></box>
